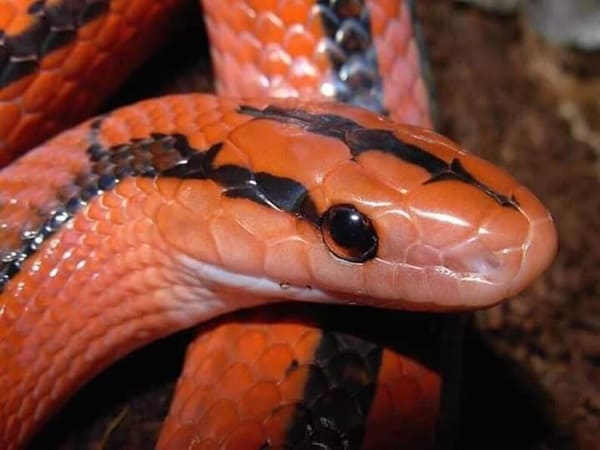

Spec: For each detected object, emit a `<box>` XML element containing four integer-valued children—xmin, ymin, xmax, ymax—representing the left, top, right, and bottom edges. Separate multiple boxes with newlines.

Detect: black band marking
<box><xmin>239</xmin><ymin>105</ymin><xmax>519</xmax><ymax>209</ymax></box>
<box><xmin>0</xmin><ymin>131</ymin><xmax>318</xmax><ymax>291</ymax></box>
<box><xmin>282</xmin><ymin>305</ymin><xmax>444</xmax><ymax>449</ymax></box>
<box><xmin>284</xmin><ymin>330</ymin><xmax>383</xmax><ymax>449</ymax></box>
<box><xmin>0</xmin><ymin>0</ymin><xmax>109</xmax><ymax>88</ymax></box>
<box><xmin>314</xmin><ymin>0</ymin><xmax>385</xmax><ymax>113</ymax></box>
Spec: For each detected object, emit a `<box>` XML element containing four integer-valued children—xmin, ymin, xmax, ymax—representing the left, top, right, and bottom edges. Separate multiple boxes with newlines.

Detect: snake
<box><xmin>0</xmin><ymin>1</ymin><xmax>558</xmax><ymax>449</ymax></box>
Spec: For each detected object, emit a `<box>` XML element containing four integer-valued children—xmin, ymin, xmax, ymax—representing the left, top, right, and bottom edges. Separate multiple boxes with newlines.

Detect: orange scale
<box><xmin>254</xmin><ymin>343</ymin><xmax>296</xmax><ymax>380</ymax></box>
<box><xmin>239</xmin><ymin>380</ymin><xmax>282</xmax><ymax>417</ymax></box>
<box><xmin>178</xmin><ymin>387</ymin><xmax>216</xmax><ymax>423</ymax></box>
<box><xmin>278</xmin><ymin>363</ymin><xmax>314</xmax><ymax>403</ymax></box>
<box><xmin>405</xmin><ymin>244</ymin><xmax>443</xmax><ymax>268</ymax></box>
<box><xmin>209</xmin><ymin>211</ymin><xmax>266</xmax><ymax>273</ymax></box>
<box><xmin>10</xmin><ymin>276</ymin><xmax>37</xmax><ymax>302</ymax></box>
<box><xmin>320</xmin><ymin>159</ymin><xmax>405</xmax><ymax>210</ymax></box>
<box><xmin>248</xmin><ymin>0</ymin><xmax>278</xmax><ymax>11</ymax></box>
<box><xmin>235</xmin><ymin>328</ymin><xmax>269</xmax><ymax>361</ymax></box>
<box><xmin>20</xmin><ymin>70</ymin><xmax>62</xmax><ymax>112</ymax></box>
<box><xmin>158</xmin><ymin>219</ymin><xmax>220</xmax><ymax>266</ymax></box>
<box><xmin>85</xmin><ymin>198</ymin><xmax>110</xmax><ymax>222</ymax></box>
<box><xmin>364</xmin><ymin>383</ymin><xmax>394</xmax><ymax>425</ymax></box>
<box><xmin>129</xmin><ymin>219</ymin><xmax>156</xmax><ymax>246</ymax></box>
<box><xmin>374</xmin><ymin>208</ymin><xmax>419</xmax><ymax>260</ymax></box>
<box><xmin>245</xmin><ymin>124</ymin><xmax>348</xmax><ymax>183</ymax></box>
<box><xmin>47</xmin><ymin>79</ymin><xmax>76</xmax><ymax>111</ymax></box>
<box><xmin>408</xmin><ymin>179</ymin><xmax>488</xmax><ymax>227</ymax></box>
<box><xmin>202</xmin><ymin>121</ymin><xmax>230</xmax><ymax>144</ymax></box>
<box><xmin>365</xmin><ymin>1</ymin><xmax>387</xmax><ymax>35</ymax></box>
<box><xmin>94</xmin><ymin>15</ymin><xmax>122</xmax><ymax>51</ymax></box>
<box><xmin>152</xmin><ymin>178</ymin><xmax>180</xmax><ymax>203</ymax></box>
<box><xmin>220</xmin><ymin>111</ymin><xmax>250</xmax><ymax>135</ymax></box>
<box><xmin>36</xmin><ymin>44</ymin><xmax>73</xmax><ymax>71</ymax></box>
<box><xmin>150</xmin><ymin>113</ymin><xmax>178</xmax><ymax>135</ymax></box>
<box><xmin>164</xmin><ymin>425</ymin><xmax>208</xmax><ymax>450</ymax></box>
<box><xmin>265</xmin><ymin>239</ymin><xmax>313</xmax><ymax>286</ymax></box>
<box><xmin>188</xmin><ymin>111</ymin><xmax>220</xmax><ymax>136</ymax></box>
<box><xmin>264</xmin><ymin>404</ymin><xmax>297</xmax><ymax>442</ymax></box>
<box><xmin>83</xmin><ymin>48</ymin><xmax>110</xmax><ymax>80</ymax></box>
<box><xmin>467</xmin><ymin>155</ymin><xmax>522</xmax><ymax>198</ymax></box>
<box><xmin>213</xmin><ymin>140</ymin><xmax>250</xmax><ymax>171</ymax></box>
<box><xmin>223</xmin><ymin>423</ymin><xmax>268</xmax><ymax>450</ymax></box>
<box><xmin>229</xmin><ymin>201</ymin><xmax>297</xmax><ymax>241</ymax></box>
<box><xmin>191</xmin><ymin>351</ymin><xmax>232</xmax><ymax>385</ymax></box>
<box><xmin>0</xmin><ymin>103</ymin><xmax>20</xmax><ymax>141</ymax></box>
<box><xmin>255</xmin><ymin>11</ymin><xmax>285</xmax><ymax>44</ymax></box>
<box><xmin>402</xmin><ymin>127</ymin><xmax>459</xmax><ymax>161</ymax></box>
<box><xmin>0</xmin><ymin>2</ymin><xmax>15</xmax><ymax>27</ymax></box>
<box><xmin>201</xmin><ymin>326</ymin><xmax>235</xmax><ymax>352</ymax></box>
<box><xmin>218</xmin><ymin>363</ymin><xmax>255</xmax><ymax>399</ymax></box>
<box><xmin>284</xmin><ymin>25</ymin><xmax>316</xmax><ymax>57</ymax></box>
<box><xmin>308</xmin><ymin>246</ymin><xmax>366</xmax><ymax>292</ymax></box>
<box><xmin>386</xmin><ymin>373</ymin><xmax>427</xmax><ymax>418</ymax></box>
<box><xmin>280</xmin><ymin>322</ymin><xmax>319</xmax><ymax>347</ymax></box>
<box><xmin>479</xmin><ymin>207</ymin><xmax>529</xmax><ymax>254</ymax></box>
<box><xmin>277</xmin><ymin>0</ymin><xmax>312</xmax><ymax>24</ymax></box>
<box><xmin>235</xmin><ymin>34</ymin><xmax>262</xmax><ymax>64</ymax></box>
<box><xmin>59</xmin><ymin>42</ymin><xmax>98</xmax><ymax>79</ymax></box>
<box><xmin>260</xmin><ymin>45</ymin><xmax>292</xmax><ymax>78</ymax></box>
<box><xmin>0</xmin><ymin>72</ymin><xmax>32</xmax><ymax>101</ymax></box>
<box><xmin>228</xmin><ymin>2</ymin><xmax>256</xmax><ymax>33</ymax></box>
<box><xmin>363</xmin><ymin>260</ymin><xmax>396</xmax><ymax>297</ymax></box>
<box><xmin>3</xmin><ymin>10</ymin><xmax>33</xmax><ymax>34</ymax></box>
<box><xmin>201</xmin><ymin>399</ymin><xmax>241</xmax><ymax>439</ymax></box>
<box><xmin>393</xmin><ymin>264</ymin><xmax>428</xmax><ymax>301</ymax></box>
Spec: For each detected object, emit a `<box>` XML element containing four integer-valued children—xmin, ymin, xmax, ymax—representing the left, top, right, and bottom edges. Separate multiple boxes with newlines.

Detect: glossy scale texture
<box><xmin>0</xmin><ymin>94</ymin><xmax>556</xmax><ymax>449</ymax></box>
<box><xmin>0</xmin><ymin>1</ymin><xmax>557</xmax><ymax>450</ymax></box>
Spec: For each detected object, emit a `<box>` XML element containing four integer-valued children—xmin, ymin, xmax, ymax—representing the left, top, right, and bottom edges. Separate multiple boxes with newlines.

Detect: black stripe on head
<box><xmin>0</xmin><ymin>131</ymin><xmax>319</xmax><ymax>291</ymax></box>
<box><xmin>239</xmin><ymin>105</ymin><xmax>519</xmax><ymax>209</ymax></box>
<box><xmin>0</xmin><ymin>0</ymin><xmax>109</xmax><ymax>88</ymax></box>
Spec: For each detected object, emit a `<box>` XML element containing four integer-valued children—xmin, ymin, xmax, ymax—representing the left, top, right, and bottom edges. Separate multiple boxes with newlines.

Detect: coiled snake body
<box><xmin>0</xmin><ymin>1</ymin><xmax>557</xmax><ymax>449</ymax></box>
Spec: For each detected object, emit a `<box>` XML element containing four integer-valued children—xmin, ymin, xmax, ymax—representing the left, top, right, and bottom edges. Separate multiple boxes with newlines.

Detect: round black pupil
<box><xmin>329</xmin><ymin>207</ymin><xmax>374</xmax><ymax>252</ymax></box>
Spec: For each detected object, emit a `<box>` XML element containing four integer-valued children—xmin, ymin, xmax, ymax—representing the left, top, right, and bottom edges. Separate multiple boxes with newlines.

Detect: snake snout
<box><xmin>369</xmin><ymin>172</ymin><xmax>558</xmax><ymax>310</ymax></box>
<box><xmin>450</xmin><ymin>184</ymin><xmax>557</xmax><ymax>308</ymax></box>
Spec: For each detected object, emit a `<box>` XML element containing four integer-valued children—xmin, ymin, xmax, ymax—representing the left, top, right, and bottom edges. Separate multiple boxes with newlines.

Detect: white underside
<box><xmin>175</xmin><ymin>254</ymin><xmax>337</xmax><ymax>305</ymax></box>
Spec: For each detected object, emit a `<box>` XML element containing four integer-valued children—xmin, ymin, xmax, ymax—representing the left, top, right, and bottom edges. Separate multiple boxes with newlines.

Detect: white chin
<box><xmin>175</xmin><ymin>254</ymin><xmax>337</xmax><ymax>304</ymax></box>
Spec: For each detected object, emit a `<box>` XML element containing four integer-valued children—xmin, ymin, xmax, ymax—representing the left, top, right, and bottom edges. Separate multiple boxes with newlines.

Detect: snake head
<box><xmin>160</xmin><ymin>98</ymin><xmax>558</xmax><ymax>311</ymax></box>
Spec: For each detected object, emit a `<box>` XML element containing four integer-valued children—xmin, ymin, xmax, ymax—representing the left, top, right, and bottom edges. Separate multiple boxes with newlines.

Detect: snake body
<box><xmin>0</xmin><ymin>1</ymin><xmax>557</xmax><ymax>449</ymax></box>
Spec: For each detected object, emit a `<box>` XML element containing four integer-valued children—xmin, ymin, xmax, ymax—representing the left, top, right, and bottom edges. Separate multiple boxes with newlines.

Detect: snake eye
<box><xmin>320</xmin><ymin>204</ymin><xmax>378</xmax><ymax>263</ymax></box>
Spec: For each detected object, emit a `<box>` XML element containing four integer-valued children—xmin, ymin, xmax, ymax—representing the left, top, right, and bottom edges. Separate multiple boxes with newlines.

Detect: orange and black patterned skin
<box><xmin>0</xmin><ymin>0</ymin><xmax>185</xmax><ymax>166</ymax></box>
<box><xmin>0</xmin><ymin>2</ymin><xmax>557</xmax><ymax>450</ymax></box>
<box><xmin>158</xmin><ymin>304</ymin><xmax>442</xmax><ymax>450</ymax></box>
